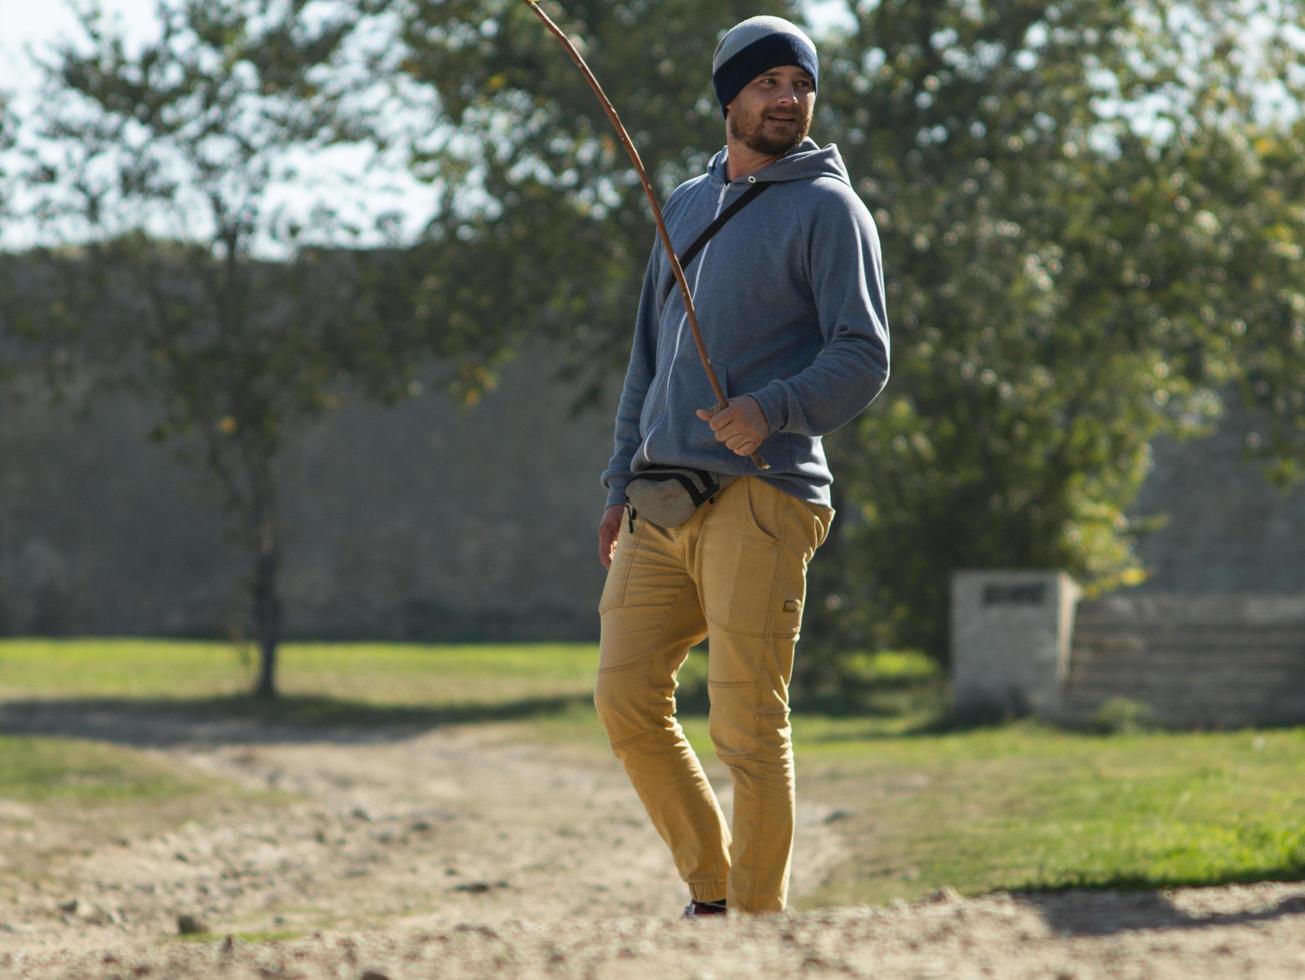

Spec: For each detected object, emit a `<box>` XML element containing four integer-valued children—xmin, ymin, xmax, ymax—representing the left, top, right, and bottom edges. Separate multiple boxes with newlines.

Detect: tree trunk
<box><xmin>250</xmin><ymin>494</ymin><xmax>283</xmax><ymax>700</ymax></box>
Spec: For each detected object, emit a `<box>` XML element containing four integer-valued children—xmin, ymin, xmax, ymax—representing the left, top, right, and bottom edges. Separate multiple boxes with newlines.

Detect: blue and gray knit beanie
<box><xmin>712</xmin><ymin>16</ymin><xmax>819</xmax><ymax>117</ymax></box>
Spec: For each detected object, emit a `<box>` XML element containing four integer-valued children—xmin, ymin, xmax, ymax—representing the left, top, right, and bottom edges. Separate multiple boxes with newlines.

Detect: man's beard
<box><xmin>728</xmin><ymin>103</ymin><xmax>811</xmax><ymax>157</ymax></box>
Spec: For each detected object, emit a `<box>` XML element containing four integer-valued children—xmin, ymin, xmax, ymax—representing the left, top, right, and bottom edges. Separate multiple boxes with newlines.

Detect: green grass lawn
<box><xmin>2</xmin><ymin>638</ymin><xmax>1303</xmax><ymax>908</ymax></box>
<box><xmin>792</xmin><ymin>722</ymin><xmax>1305</xmax><ymax>907</ymax></box>
<box><xmin>0</xmin><ymin>735</ymin><xmax>213</xmax><ymax>803</ymax></box>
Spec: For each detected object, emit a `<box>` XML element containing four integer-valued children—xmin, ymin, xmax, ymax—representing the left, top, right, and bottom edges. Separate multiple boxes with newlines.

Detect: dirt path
<box><xmin>2</xmin><ymin>711</ymin><xmax>1304</xmax><ymax>978</ymax></box>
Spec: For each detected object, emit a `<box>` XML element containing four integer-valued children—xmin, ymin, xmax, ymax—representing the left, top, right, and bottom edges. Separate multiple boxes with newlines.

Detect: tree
<box><xmin>0</xmin><ymin>92</ymin><xmax>30</xmax><ymax>383</ymax></box>
<box><xmin>21</xmin><ymin>0</ymin><xmax>425</xmax><ymax>697</ymax></box>
<box><xmin>0</xmin><ymin>92</ymin><xmax>11</xmax><ymax>222</ymax></box>
<box><xmin>1220</xmin><ymin>121</ymin><xmax>1305</xmax><ymax>486</ymax></box>
<box><xmin>798</xmin><ymin>0</ymin><xmax>1305</xmax><ymax>664</ymax></box>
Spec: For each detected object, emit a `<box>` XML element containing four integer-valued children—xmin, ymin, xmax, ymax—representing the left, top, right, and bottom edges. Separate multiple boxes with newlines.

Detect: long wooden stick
<box><xmin>522</xmin><ymin>0</ymin><xmax>769</xmax><ymax>471</ymax></box>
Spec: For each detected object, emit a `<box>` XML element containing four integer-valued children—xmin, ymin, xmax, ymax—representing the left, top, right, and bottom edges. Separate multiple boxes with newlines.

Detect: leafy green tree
<box><xmin>21</xmin><ymin>0</ymin><xmax>423</xmax><ymax>697</ymax></box>
<box><xmin>0</xmin><ymin>93</ymin><xmax>10</xmax><ymax>218</ymax></box>
<box><xmin>801</xmin><ymin>0</ymin><xmax>1305</xmax><ymax>664</ymax></box>
<box><xmin>0</xmin><ymin>93</ymin><xmax>27</xmax><ymax>385</ymax></box>
<box><xmin>1220</xmin><ymin>122</ymin><xmax>1305</xmax><ymax>485</ymax></box>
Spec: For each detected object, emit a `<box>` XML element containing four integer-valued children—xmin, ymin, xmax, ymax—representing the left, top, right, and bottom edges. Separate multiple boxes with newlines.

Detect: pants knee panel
<box><xmin>594</xmin><ymin>668</ymin><xmax>649</xmax><ymax>745</ymax></box>
<box><xmin>708</xmin><ymin>699</ymin><xmax>792</xmax><ymax>764</ymax></box>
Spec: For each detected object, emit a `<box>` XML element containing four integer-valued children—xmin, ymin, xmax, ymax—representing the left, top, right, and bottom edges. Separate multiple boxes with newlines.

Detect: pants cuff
<box><xmin>689</xmin><ymin>879</ymin><xmax>729</xmax><ymax>903</ymax></box>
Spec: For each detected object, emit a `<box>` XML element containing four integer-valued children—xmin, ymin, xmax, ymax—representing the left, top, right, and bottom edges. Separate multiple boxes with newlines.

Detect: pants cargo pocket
<box><xmin>598</xmin><ymin>517</ymin><xmax>644</xmax><ymax>614</ymax></box>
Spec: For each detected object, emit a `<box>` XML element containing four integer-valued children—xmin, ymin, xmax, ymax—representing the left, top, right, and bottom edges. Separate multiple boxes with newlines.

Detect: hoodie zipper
<box><xmin>638</xmin><ymin>180</ymin><xmax>732</xmax><ymax>465</ymax></box>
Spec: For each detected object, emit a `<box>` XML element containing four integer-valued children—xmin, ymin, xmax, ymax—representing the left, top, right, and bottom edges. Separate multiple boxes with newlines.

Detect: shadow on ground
<box><xmin>0</xmin><ymin>692</ymin><xmax>593</xmax><ymax>748</ymax></box>
<box><xmin>1023</xmin><ymin>884</ymin><xmax>1305</xmax><ymax>937</ymax></box>
<box><xmin>676</xmin><ymin>673</ymin><xmax>949</xmax><ymax>724</ymax></box>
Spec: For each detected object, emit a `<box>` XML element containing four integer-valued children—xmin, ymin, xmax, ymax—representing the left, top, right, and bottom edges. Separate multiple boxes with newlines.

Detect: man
<box><xmin>594</xmin><ymin>15</ymin><xmax>890</xmax><ymax>917</ymax></box>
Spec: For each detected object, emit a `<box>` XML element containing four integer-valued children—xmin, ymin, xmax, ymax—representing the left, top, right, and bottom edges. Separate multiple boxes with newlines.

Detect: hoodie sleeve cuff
<box><xmin>604</xmin><ymin>481</ymin><xmax>630</xmax><ymax>508</ymax></box>
<box><xmin>748</xmin><ymin>382</ymin><xmax>790</xmax><ymax>434</ymax></box>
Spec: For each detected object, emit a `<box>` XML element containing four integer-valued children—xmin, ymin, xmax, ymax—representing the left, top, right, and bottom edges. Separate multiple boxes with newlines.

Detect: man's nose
<box><xmin>772</xmin><ymin>84</ymin><xmax>800</xmax><ymax>105</ymax></box>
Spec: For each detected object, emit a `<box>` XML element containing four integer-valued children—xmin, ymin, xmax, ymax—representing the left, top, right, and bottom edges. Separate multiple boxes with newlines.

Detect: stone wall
<box><xmin>1062</xmin><ymin>595</ymin><xmax>1305</xmax><ymax>728</ymax></box>
<box><xmin>0</xmin><ymin>356</ymin><xmax>615</xmax><ymax>641</ymax></box>
<box><xmin>4</xmin><ymin>335</ymin><xmax>1304</xmax><ymax>645</ymax></box>
<box><xmin>1129</xmin><ymin>407</ymin><xmax>1305</xmax><ymax>594</ymax></box>
<box><xmin>952</xmin><ymin>574</ymin><xmax>1305</xmax><ymax>729</ymax></box>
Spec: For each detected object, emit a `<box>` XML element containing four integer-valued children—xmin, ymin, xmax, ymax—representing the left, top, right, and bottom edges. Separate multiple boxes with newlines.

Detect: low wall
<box><xmin>1062</xmin><ymin>594</ymin><xmax>1305</xmax><ymax>728</ymax></box>
<box><xmin>952</xmin><ymin>572</ymin><xmax>1305</xmax><ymax>728</ymax></box>
<box><xmin>0</xmin><ymin>356</ymin><xmax>614</xmax><ymax>641</ymax></box>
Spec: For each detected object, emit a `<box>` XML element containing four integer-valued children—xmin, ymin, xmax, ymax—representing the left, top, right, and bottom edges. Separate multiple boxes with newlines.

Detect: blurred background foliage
<box><xmin>2</xmin><ymin>0</ymin><xmax>1302</xmax><ymax>688</ymax></box>
<box><xmin>386</xmin><ymin>0</ymin><xmax>1305</xmax><ymax>674</ymax></box>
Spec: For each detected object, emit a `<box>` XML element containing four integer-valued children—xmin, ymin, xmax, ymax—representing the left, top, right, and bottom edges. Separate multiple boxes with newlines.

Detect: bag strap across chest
<box><xmin>660</xmin><ymin>181</ymin><xmax>773</xmax><ymax>305</ymax></box>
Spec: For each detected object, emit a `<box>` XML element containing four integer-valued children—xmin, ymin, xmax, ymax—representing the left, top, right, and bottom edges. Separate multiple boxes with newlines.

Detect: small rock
<box><xmin>92</xmin><ymin>906</ymin><xmax>123</xmax><ymax>926</ymax></box>
<box><xmin>452</xmin><ymin>881</ymin><xmax>493</xmax><ymax>894</ymax></box>
<box><xmin>453</xmin><ymin>923</ymin><xmax>499</xmax><ymax>938</ymax></box>
<box><xmin>55</xmin><ymin>898</ymin><xmax>117</xmax><ymax>925</ymax></box>
<box><xmin>351</xmin><ymin>806</ymin><xmax>374</xmax><ymax>822</ymax></box>
<box><xmin>411</xmin><ymin>820</ymin><xmax>433</xmax><ymax>833</ymax></box>
<box><xmin>926</xmin><ymin>886</ymin><xmax>962</xmax><ymax>903</ymax></box>
<box><xmin>452</xmin><ymin>879</ymin><xmax>511</xmax><ymax>895</ymax></box>
<box><xmin>177</xmin><ymin>914</ymin><xmax>208</xmax><ymax>935</ymax></box>
<box><xmin>360</xmin><ymin>972</ymin><xmax>391</xmax><ymax>980</ymax></box>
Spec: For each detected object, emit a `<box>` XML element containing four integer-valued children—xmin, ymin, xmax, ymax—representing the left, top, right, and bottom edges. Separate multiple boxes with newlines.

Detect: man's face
<box><xmin>726</xmin><ymin>64</ymin><xmax>815</xmax><ymax>157</ymax></box>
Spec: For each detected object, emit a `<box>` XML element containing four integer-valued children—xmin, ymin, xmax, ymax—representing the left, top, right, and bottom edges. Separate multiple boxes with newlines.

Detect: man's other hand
<box><xmin>696</xmin><ymin>396</ymin><xmax>770</xmax><ymax>457</ymax></box>
<box><xmin>599</xmin><ymin>503</ymin><xmax>625</xmax><ymax>569</ymax></box>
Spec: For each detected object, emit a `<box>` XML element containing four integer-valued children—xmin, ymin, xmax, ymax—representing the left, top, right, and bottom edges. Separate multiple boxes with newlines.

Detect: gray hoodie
<box><xmin>601</xmin><ymin>138</ymin><xmax>890</xmax><ymax>508</ymax></box>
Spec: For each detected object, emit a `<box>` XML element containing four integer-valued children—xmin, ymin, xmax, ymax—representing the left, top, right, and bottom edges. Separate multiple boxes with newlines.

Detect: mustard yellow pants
<box><xmin>595</xmin><ymin>477</ymin><xmax>833</xmax><ymax>913</ymax></box>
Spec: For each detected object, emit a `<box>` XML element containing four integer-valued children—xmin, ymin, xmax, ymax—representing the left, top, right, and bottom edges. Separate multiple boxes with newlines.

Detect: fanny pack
<box><xmin>625</xmin><ymin>467</ymin><xmax>736</xmax><ymax>529</ymax></box>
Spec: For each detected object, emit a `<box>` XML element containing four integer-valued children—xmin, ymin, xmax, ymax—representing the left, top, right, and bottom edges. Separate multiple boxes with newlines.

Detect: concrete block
<box><xmin>951</xmin><ymin>570</ymin><xmax>1081</xmax><ymax>719</ymax></box>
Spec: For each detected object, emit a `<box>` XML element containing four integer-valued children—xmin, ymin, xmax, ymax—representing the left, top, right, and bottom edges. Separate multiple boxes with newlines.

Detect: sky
<box><xmin>0</xmin><ymin>0</ymin><xmax>121</xmax><ymax>94</ymax></box>
<box><xmin>0</xmin><ymin>1</ymin><xmax>854</xmax><ymax>101</ymax></box>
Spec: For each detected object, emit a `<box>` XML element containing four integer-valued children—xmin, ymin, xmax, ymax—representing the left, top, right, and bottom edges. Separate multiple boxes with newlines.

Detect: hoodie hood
<box><xmin>706</xmin><ymin>137</ymin><xmax>850</xmax><ymax>187</ymax></box>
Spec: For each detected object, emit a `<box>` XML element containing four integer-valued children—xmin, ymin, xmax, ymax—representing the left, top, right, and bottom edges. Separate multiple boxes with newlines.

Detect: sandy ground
<box><xmin>2</xmin><ymin>705</ymin><xmax>1304</xmax><ymax>979</ymax></box>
